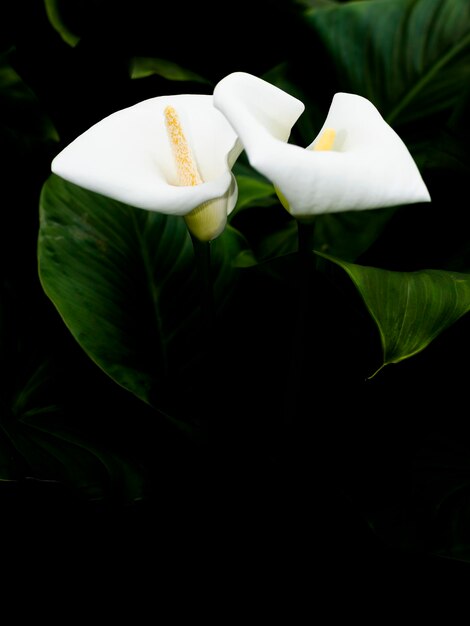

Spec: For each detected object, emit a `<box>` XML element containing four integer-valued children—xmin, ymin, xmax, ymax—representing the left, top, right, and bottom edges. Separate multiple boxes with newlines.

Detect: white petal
<box><xmin>214</xmin><ymin>74</ymin><xmax>430</xmax><ymax>216</ymax></box>
<box><xmin>213</xmin><ymin>71</ymin><xmax>305</xmax><ymax>155</ymax></box>
<box><xmin>52</xmin><ymin>94</ymin><xmax>241</xmax><ymax>216</ymax></box>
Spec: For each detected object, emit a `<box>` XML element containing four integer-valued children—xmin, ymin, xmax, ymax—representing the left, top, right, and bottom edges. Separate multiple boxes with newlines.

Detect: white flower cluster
<box><xmin>52</xmin><ymin>72</ymin><xmax>430</xmax><ymax>242</ymax></box>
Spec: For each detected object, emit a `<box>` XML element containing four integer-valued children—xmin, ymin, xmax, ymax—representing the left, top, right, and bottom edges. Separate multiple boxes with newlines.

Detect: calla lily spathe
<box><xmin>213</xmin><ymin>72</ymin><xmax>431</xmax><ymax>217</ymax></box>
<box><xmin>51</xmin><ymin>95</ymin><xmax>242</xmax><ymax>241</ymax></box>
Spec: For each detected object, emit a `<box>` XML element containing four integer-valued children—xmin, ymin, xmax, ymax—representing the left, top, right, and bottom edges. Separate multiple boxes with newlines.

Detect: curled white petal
<box><xmin>214</xmin><ymin>73</ymin><xmax>430</xmax><ymax>216</ymax></box>
<box><xmin>52</xmin><ymin>94</ymin><xmax>241</xmax><ymax>217</ymax></box>
<box><xmin>213</xmin><ymin>71</ymin><xmax>304</xmax><ymax>157</ymax></box>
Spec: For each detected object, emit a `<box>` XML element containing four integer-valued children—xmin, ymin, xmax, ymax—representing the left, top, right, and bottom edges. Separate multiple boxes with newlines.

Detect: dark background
<box><xmin>2</xmin><ymin>0</ymin><xmax>470</xmax><ymax>599</ymax></box>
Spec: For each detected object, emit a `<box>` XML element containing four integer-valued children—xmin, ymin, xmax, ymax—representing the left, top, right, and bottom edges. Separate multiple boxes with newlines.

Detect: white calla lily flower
<box><xmin>213</xmin><ymin>72</ymin><xmax>430</xmax><ymax>217</ymax></box>
<box><xmin>52</xmin><ymin>95</ymin><xmax>242</xmax><ymax>241</ymax></box>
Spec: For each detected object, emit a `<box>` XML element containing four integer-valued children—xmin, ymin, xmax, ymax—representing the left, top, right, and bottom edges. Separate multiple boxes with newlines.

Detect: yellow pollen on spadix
<box><xmin>164</xmin><ymin>105</ymin><xmax>203</xmax><ymax>186</ymax></box>
<box><xmin>312</xmin><ymin>128</ymin><xmax>336</xmax><ymax>152</ymax></box>
<box><xmin>163</xmin><ymin>105</ymin><xmax>226</xmax><ymax>242</ymax></box>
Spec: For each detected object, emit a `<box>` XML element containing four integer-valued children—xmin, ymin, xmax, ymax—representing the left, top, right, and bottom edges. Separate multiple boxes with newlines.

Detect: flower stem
<box><xmin>285</xmin><ymin>219</ymin><xmax>316</xmax><ymax>424</ymax></box>
<box><xmin>190</xmin><ymin>235</ymin><xmax>216</xmax><ymax>441</ymax></box>
<box><xmin>190</xmin><ymin>235</ymin><xmax>215</xmax><ymax>341</ymax></box>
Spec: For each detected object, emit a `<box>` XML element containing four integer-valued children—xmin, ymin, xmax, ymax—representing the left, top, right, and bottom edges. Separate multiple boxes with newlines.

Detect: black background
<box><xmin>2</xmin><ymin>0</ymin><xmax>470</xmax><ymax>600</ymax></box>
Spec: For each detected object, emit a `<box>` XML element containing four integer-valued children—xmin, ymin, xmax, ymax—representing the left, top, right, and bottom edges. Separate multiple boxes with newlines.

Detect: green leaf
<box><xmin>38</xmin><ymin>175</ymin><xmax>245</xmax><ymax>412</ymax></box>
<box><xmin>1</xmin><ymin>412</ymin><xmax>145</xmax><ymax>502</ymax></box>
<box><xmin>0</xmin><ymin>51</ymin><xmax>59</xmax><ymax>150</ymax></box>
<box><xmin>255</xmin><ymin>220</ymin><xmax>298</xmax><ymax>264</ymax></box>
<box><xmin>44</xmin><ymin>0</ymin><xmax>80</xmax><ymax>46</ymax></box>
<box><xmin>233</xmin><ymin>173</ymin><xmax>277</xmax><ymax>213</ymax></box>
<box><xmin>305</xmin><ymin>0</ymin><xmax>470</xmax><ymax>126</ymax></box>
<box><xmin>0</xmin><ymin>346</ymin><xmax>144</xmax><ymax>502</ymax></box>
<box><xmin>319</xmin><ymin>253</ymin><xmax>470</xmax><ymax>374</ymax></box>
<box><xmin>129</xmin><ymin>56</ymin><xmax>209</xmax><ymax>84</ymax></box>
<box><xmin>235</xmin><ymin>207</ymin><xmax>395</xmax><ymax>268</ymax></box>
<box><xmin>315</xmin><ymin>208</ymin><xmax>397</xmax><ymax>262</ymax></box>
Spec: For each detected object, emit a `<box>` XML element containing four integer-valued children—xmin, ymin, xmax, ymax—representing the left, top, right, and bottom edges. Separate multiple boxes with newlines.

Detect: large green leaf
<box><xmin>1</xmin><ymin>405</ymin><xmax>145</xmax><ymax>502</ymax></box>
<box><xmin>38</xmin><ymin>175</ymin><xmax>245</xmax><ymax>413</ymax></box>
<box><xmin>0</xmin><ymin>282</ymin><xmax>144</xmax><ymax>501</ymax></box>
<box><xmin>320</xmin><ymin>253</ymin><xmax>470</xmax><ymax>374</ymax></box>
<box><xmin>305</xmin><ymin>0</ymin><xmax>470</xmax><ymax>125</ymax></box>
